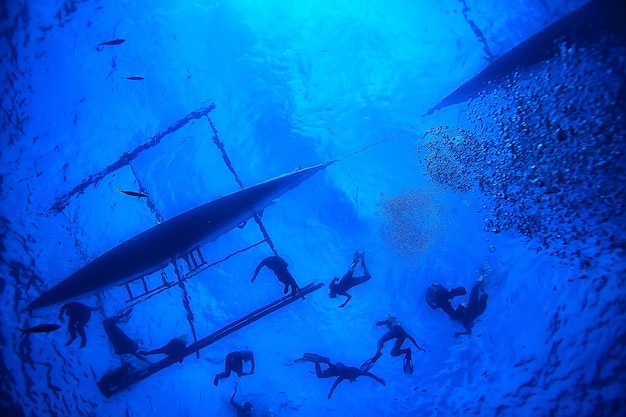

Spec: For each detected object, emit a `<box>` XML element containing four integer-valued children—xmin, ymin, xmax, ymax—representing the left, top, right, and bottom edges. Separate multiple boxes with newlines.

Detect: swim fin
<box><xmin>403</xmin><ymin>351</ymin><xmax>413</xmax><ymax>375</ymax></box>
<box><xmin>360</xmin><ymin>356</ymin><xmax>377</xmax><ymax>372</ymax></box>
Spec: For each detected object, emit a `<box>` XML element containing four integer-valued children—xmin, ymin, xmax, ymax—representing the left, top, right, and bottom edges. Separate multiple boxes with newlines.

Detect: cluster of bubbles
<box><xmin>375</xmin><ymin>188</ymin><xmax>443</xmax><ymax>259</ymax></box>
<box><xmin>418</xmin><ymin>39</ymin><xmax>626</xmax><ymax>273</ymax></box>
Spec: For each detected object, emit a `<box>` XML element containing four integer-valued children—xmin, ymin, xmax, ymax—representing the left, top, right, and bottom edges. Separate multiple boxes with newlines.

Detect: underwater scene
<box><xmin>1</xmin><ymin>0</ymin><xmax>625</xmax><ymax>416</ymax></box>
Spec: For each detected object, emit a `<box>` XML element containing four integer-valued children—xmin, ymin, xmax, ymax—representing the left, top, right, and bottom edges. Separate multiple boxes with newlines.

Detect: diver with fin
<box><xmin>360</xmin><ymin>315</ymin><xmax>425</xmax><ymax>375</ymax></box>
<box><xmin>426</xmin><ymin>276</ymin><xmax>488</xmax><ymax>337</ymax></box>
<box><xmin>328</xmin><ymin>251</ymin><xmax>371</xmax><ymax>308</ymax></box>
<box><xmin>296</xmin><ymin>353</ymin><xmax>385</xmax><ymax>399</ymax></box>
<box><xmin>58</xmin><ymin>302</ymin><xmax>97</xmax><ymax>348</ymax></box>
<box><xmin>102</xmin><ymin>310</ymin><xmax>151</xmax><ymax>364</ymax></box>
<box><xmin>251</xmin><ymin>255</ymin><xmax>301</xmax><ymax>297</ymax></box>
<box><xmin>214</xmin><ymin>350</ymin><xmax>255</xmax><ymax>386</ymax></box>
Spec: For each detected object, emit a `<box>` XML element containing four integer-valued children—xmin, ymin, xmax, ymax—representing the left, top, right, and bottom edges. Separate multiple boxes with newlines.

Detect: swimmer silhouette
<box><xmin>360</xmin><ymin>316</ymin><xmax>425</xmax><ymax>374</ymax></box>
<box><xmin>297</xmin><ymin>353</ymin><xmax>385</xmax><ymax>399</ymax></box>
<box><xmin>103</xmin><ymin>310</ymin><xmax>150</xmax><ymax>364</ymax></box>
<box><xmin>58</xmin><ymin>302</ymin><xmax>97</xmax><ymax>348</ymax></box>
<box><xmin>214</xmin><ymin>350</ymin><xmax>255</xmax><ymax>386</ymax></box>
<box><xmin>251</xmin><ymin>256</ymin><xmax>301</xmax><ymax>297</ymax></box>
<box><xmin>328</xmin><ymin>251</ymin><xmax>372</xmax><ymax>308</ymax></box>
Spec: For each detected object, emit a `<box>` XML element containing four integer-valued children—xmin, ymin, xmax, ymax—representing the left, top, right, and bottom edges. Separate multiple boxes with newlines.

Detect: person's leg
<box><xmin>376</xmin><ymin>331</ymin><xmax>396</xmax><ymax>355</ymax></box>
<box><xmin>214</xmin><ymin>369</ymin><xmax>231</xmax><ymax>386</ymax></box>
<box><xmin>348</xmin><ymin>274</ymin><xmax>371</xmax><ymax>287</ymax></box>
<box><xmin>468</xmin><ymin>282</ymin><xmax>488</xmax><ymax>318</ymax></box>
<box><xmin>233</xmin><ymin>360</ymin><xmax>244</xmax><ymax>377</ymax></box>
<box><xmin>469</xmin><ymin>283</ymin><xmax>481</xmax><ymax>306</ymax></box>
<box><xmin>66</xmin><ymin>318</ymin><xmax>78</xmax><ymax>345</ymax></box>
<box><xmin>351</xmin><ymin>263</ymin><xmax>371</xmax><ymax>286</ymax></box>
<box><xmin>403</xmin><ymin>349</ymin><xmax>414</xmax><ymax>374</ymax></box>
<box><xmin>476</xmin><ymin>293</ymin><xmax>488</xmax><ymax>316</ymax></box>
<box><xmin>362</xmin><ymin>371</ymin><xmax>385</xmax><ymax>385</ymax></box>
<box><xmin>389</xmin><ymin>335</ymin><xmax>409</xmax><ymax>357</ymax></box>
<box><xmin>314</xmin><ymin>362</ymin><xmax>331</xmax><ymax>378</ymax></box>
<box><xmin>76</xmin><ymin>322</ymin><xmax>87</xmax><ymax>348</ymax></box>
<box><xmin>360</xmin><ymin>334</ymin><xmax>391</xmax><ymax>371</ymax></box>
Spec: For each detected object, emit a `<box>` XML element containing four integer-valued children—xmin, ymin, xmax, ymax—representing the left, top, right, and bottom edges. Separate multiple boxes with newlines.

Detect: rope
<box><xmin>333</xmin><ymin>108</ymin><xmax>450</xmax><ymax>163</ymax></box>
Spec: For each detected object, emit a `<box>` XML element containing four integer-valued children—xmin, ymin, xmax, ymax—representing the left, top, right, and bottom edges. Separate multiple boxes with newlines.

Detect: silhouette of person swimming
<box><xmin>138</xmin><ymin>338</ymin><xmax>187</xmax><ymax>363</ymax></box>
<box><xmin>329</xmin><ymin>251</ymin><xmax>371</xmax><ymax>308</ymax></box>
<box><xmin>251</xmin><ymin>256</ymin><xmax>300</xmax><ymax>296</ymax></box>
<box><xmin>214</xmin><ymin>350</ymin><xmax>255</xmax><ymax>386</ymax></box>
<box><xmin>426</xmin><ymin>278</ymin><xmax>488</xmax><ymax>336</ymax></box>
<box><xmin>58</xmin><ymin>302</ymin><xmax>97</xmax><ymax>348</ymax></box>
<box><xmin>297</xmin><ymin>353</ymin><xmax>385</xmax><ymax>399</ymax></box>
<box><xmin>360</xmin><ymin>315</ymin><xmax>426</xmax><ymax>374</ymax></box>
<box><xmin>102</xmin><ymin>310</ymin><xmax>150</xmax><ymax>364</ymax></box>
<box><xmin>230</xmin><ymin>383</ymin><xmax>253</xmax><ymax>417</ymax></box>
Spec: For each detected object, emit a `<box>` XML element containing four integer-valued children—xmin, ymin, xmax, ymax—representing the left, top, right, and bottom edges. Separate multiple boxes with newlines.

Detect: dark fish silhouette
<box><xmin>18</xmin><ymin>323</ymin><xmax>61</xmax><ymax>334</ymax></box>
<box><xmin>124</xmin><ymin>76</ymin><xmax>145</xmax><ymax>81</ymax></box>
<box><xmin>116</xmin><ymin>187</ymin><xmax>148</xmax><ymax>198</ymax></box>
<box><xmin>98</xmin><ymin>39</ymin><xmax>125</xmax><ymax>46</ymax></box>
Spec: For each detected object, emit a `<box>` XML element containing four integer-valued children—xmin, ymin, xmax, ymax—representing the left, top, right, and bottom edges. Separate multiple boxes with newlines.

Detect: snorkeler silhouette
<box><xmin>251</xmin><ymin>255</ymin><xmax>300</xmax><ymax>297</ymax></box>
<box><xmin>329</xmin><ymin>251</ymin><xmax>371</xmax><ymax>308</ymax></box>
<box><xmin>230</xmin><ymin>382</ymin><xmax>253</xmax><ymax>417</ymax></box>
<box><xmin>138</xmin><ymin>337</ymin><xmax>187</xmax><ymax>363</ymax></box>
<box><xmin>297</xmin><ymin>353</ymin><xmax>385</xmax><ymax>399</ymax></box>
<box><xmin>426</xmin><ymin>278</ymin><xmax>488</xmax><ymax>336</ymax></box>
<box><xmin>102</xmin><ymin>310</ymin><xmax>150</xmax><ymax>364</ymax></box>
<box><xmin>58</xmin><ymin>302</ymin><xmax>97</xmax><ymax>348</ymax></box>
<box><xmin>214</xmin><ymin>350</ymin><xmax>255</xmax><ymax>386</ymax></box>
<box><xmin>360</xmin><ymin>315</ymin><xmax>426</xmax><ymax>374</ymax></box>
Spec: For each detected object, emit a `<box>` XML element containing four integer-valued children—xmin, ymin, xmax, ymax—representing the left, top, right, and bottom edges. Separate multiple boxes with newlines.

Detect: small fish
<box><xmin>124</xmin><ymin>76</ymin><xmax>144</xmax><ymax>81</ymax></box>
<box><xmin>116</xmin><ymin>186</ymin><xmax>148</xmax><ymax>199</ymax></box>
<box><xmin>98</xmin><ymin>39</ymin><xmax>125</xmax><ymax>46</ymax></box>
<box><xmin>18</xmin><ymin>323</ymin><xmax>61</xmax><ymax>334</ymax></box>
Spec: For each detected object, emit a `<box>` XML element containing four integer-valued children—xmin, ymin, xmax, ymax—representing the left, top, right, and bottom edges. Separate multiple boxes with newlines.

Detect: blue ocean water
<box><xmin>1</xmin><ymin>0</ymin><xmax>625</xmax><ymax>416</ymax></box>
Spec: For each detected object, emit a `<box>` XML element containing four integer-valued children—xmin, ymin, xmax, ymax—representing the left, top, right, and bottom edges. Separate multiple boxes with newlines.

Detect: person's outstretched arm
<box><xmin>338</xmin><ymin>293</ymin><xmax>352</xmax><ymax>308</ymax></box>
<box><xmin>132</xmin><ymin>351</ymin><xmax>153</xmax><ymax>364</ymax></box>
<box><xmin>407</xmin><ymin>333</ymin><xmax>426</xmax><ymax>352</ymax></box>
<box><xmin>327</xmin><ymin>377</ymin><xmax>345</xmax><ymax>399</ymax></box>
<box><xmin>251</xmin><ymin>259</ymin><xmax>267</xmax><ymax>282</ymax></box>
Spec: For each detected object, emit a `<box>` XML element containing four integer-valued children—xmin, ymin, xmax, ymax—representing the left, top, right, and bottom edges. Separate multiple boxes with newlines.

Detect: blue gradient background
<box><xmin>1</xmin><ymin>1</ymin><xmax>624</xmax><ymax>416</ymax></box>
